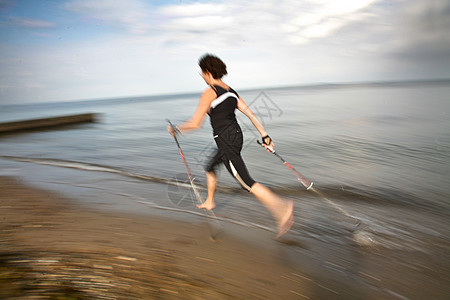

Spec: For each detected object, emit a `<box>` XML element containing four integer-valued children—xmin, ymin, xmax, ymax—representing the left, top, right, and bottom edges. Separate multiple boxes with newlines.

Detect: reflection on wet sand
<box><xmin>1</xmin><ymin>176</ymin><xmax>449</xmax><ymax>299</ymax></box>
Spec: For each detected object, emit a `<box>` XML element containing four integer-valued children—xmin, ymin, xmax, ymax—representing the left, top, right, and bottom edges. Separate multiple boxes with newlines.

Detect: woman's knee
<box><xmin>206</xmin><ymin>171</ymin><xmax>217</xmax><ymax>181</ymax></box>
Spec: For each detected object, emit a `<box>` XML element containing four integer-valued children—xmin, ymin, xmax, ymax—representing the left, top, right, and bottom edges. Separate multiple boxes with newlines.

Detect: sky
<box><xmin>1</xmin><ymin>0</ymin><xmax>450</xmax><ymax>104</ymax></box>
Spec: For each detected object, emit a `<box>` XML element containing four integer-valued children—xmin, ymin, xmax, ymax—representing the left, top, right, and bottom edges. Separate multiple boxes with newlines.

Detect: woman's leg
<box><xmin>224</xmin><ymin>155</ymin><xmax>294</xmax><ymax>238</ymax></box>
<box><xmin>196</xmin><ymin>171</ymin><xmax>217</xmax><ymax>210</ymax></box>
<box><xmin>250</xmin><ymin>183</ymin><xmax>294</xmax><ymax>238</ymax></box>
<box><xmin>214</xmin><ymin>128</ymin><xmax>294</xmax><ymax>237</ymax></box>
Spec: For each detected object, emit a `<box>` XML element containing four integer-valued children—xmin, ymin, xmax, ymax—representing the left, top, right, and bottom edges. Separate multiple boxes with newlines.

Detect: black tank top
<box><xmin>208</xmin><ymin>85</ymin><xmax>239</xmax><ymax>135</ymax></box>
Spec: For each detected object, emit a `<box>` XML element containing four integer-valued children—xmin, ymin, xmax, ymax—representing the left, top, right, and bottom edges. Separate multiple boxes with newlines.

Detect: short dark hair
<box><xmin>198</xmin><ymin>54</ymin><xmax>227</xmax><ymax>79</ymax></box>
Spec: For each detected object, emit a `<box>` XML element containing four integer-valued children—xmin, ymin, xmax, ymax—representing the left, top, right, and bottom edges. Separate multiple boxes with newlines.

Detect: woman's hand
<box><xmin>262</xmin><ymin>135</ymin><xmax>275</xmax><ymax>152</ymax></box>
<box><xmin>167</xmin><ymin>124</ymin><xmax>181</xmax><ymax>137</ymax></box>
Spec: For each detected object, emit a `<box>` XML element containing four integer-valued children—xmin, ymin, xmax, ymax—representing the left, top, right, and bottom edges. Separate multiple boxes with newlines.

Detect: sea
<box><xmin>1</xmin><ymin>80</ymin><xmax>449</xmax><ymax>252</ymax></box>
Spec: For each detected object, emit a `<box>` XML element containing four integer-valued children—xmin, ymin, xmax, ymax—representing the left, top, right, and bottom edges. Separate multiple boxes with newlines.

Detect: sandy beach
<box><xmin>1</xmin><ymin>175</ymin><xmax>449</xmax><ymax>299</ymax></box>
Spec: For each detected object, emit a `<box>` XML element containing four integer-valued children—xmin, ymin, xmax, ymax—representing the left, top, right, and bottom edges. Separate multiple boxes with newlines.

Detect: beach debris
<box><xmin>195</xmin><ymin>256</ymin><xmax>215</xmax><ymax>263</ymax></box>
<box><xmin>114</xmin><ymin>256</ymin><xmax>137</xmax><ymax>261</ymax></box>
<box><xmin>353</xmin><ymin>230</ymin><xmax>376</xmax><ymax>247</ymax></box>
<box><xmin>290</xmin><ymin>290</ymin><xmax>310</xmax><ymax>299</ymax></box>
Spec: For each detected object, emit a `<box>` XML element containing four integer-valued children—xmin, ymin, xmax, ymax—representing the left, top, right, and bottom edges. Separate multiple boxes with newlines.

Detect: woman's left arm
<box><xmin>237</xmin><ymin>96</ymin><xmax>275</xmax><ymax>148</ymax></box>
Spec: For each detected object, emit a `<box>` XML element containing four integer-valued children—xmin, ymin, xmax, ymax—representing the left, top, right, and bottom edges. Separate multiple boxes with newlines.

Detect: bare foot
<box><xmin>276</xmin><ymin>200</ymin><xmax>294</xmax><ymax>239</ymax></box>
<box><xmin>196</xmin><ymin>200</ymin><xmax>215</xmax><ymax>211</ymax></box>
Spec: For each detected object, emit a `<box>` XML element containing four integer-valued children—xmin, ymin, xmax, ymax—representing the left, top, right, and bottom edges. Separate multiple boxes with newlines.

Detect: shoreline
<box><xmin>1</xmin><ymin>175</ymin><xmax>449</xmax><ymax>299</ymax></box>
<box><xmin>0</xmin><ymin>176</ymin><xmax>330</xmax><ymax>299</ymax></box>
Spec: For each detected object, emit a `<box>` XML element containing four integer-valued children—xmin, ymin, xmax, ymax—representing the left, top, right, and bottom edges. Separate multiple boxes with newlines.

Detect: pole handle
<box><xmin>257</xmin><ymin>139</ymin><xmax>275</xmax><ymax>153</ymax></box>
<box><xmin>166</xmin><ymin>119</ymin><xmax>182</xmax><ymax>135</ymax></box>
<box><xmin>167</xmin><ymin>119</ymin><xmax>182</xmax><ymax>149</ymax></box>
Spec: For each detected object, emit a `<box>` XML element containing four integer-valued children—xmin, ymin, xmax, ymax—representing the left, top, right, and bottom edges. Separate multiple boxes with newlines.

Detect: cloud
<box><xmin>9</xmin><ymin>17</ymin><xmax>56</xmax><ymax>28</ymax></box>
<box><xmin>159</xmin><ymin>2</ymin><xmax>227</xmax><ymax>17</ymax></box>
<box><xmin>0</xmin><ymin>0</ymin><xmax>13</xmax><ymax>10</ymax></box>
<box><xmin>395</xmin><ymin>0</ymin><xmax>450</xmax><ymax>58</ymax></box>
<box><xmin>280</xmin><ymin>0</ymin><xmax>379</xmax><ymax>43</ymax></box>
<box><xmin>163</xmin><ymin>15</ymin><xmax>233</xmax><ymax>32</ymax></box>
<box><xmin>361</xmin><ymin>0</ymin><xmax>450</xmax><ymax>79</ymax></box>
<box><xmin>63</xmin><ymin>0</ymin><xmax>380</xmax><ymax>47</ymax></box>
<box><xmin>65</xmin><ymin>0</ymin><xmax>154</xmax><ymax>34</ymax></box>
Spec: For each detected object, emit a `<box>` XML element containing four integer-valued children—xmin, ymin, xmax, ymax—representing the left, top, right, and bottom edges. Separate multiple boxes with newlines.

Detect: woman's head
<box><xmin>198</xmin><ymin>54</ymin><xmax>227</xmax><ymax>79</ymax></box>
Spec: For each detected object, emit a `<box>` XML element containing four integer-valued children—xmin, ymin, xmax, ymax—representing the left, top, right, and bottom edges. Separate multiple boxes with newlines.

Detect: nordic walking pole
<box><xmin>257</xmin><ymin>140</ymin><xmax>361</xmax><ymax>231</ymax></box>
<box><xmin>167</xmin><ymin>120</ymin><xmax>222</xmax><ymax>239</ymax></box>
<box><xmin>257</xmin><ymin>140</ymin><xmax>313</xmax><ymax>190</ymax></box>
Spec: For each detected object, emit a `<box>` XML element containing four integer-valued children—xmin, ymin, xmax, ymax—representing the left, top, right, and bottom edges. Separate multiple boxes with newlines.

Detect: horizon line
<box><xmin>3</xmin><ymin>77</ymin><xmax>450</xmax><ymax>107</ymax></box>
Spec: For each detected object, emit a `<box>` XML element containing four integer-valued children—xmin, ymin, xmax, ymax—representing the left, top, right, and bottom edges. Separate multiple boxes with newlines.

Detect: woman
<box><xmin>168</xmin><ymin>54</ymin><xmax>294</xmax><ymax>238</ymax></box>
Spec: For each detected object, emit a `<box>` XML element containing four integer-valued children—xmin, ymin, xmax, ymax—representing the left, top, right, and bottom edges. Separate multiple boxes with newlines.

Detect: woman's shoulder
<box><xmin>228</xmin><ymin>87</ymin><xmax>238</xmax><ymax>95</ymax></box>
<box><xmin>201</xmin><ymin>87</ymin><xmax>217</xmax><ymax>99</ymax></box>
<box><xmin>211</xmin><ymin>84</ymin><xmax>238</xmax><ymax>96</ymax></box>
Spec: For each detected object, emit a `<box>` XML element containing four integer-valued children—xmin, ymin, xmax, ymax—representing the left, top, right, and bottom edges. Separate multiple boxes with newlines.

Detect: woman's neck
<box><xmin>210</xmin><ymin>79</ymin><xmax>228</xmax><ymax>90</ymax></box>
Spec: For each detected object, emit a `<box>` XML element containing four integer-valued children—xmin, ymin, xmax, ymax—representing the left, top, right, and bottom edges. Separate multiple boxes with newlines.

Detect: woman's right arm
<box><xmin>170</xmin><ymin>88</ymin><xmax>216</xmax><ymax>135</ymax></box>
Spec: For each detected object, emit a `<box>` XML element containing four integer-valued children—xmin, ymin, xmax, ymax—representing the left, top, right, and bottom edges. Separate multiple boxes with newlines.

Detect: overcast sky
<box><xmin>1</xmin><ymin>0</ymin><xmax>449</xmax><ymax>104</ymax></box>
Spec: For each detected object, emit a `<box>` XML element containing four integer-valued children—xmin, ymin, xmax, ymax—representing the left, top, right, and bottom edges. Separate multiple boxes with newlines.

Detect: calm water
<box><xmin>1</xmin><ymin>81</ymin><xmax>449</xmax><ymax>247</ymax></box>
<box><xmin>1</xmin><ymin>81</ymin><xmax>449</xmax><ymax>206</ymax></box>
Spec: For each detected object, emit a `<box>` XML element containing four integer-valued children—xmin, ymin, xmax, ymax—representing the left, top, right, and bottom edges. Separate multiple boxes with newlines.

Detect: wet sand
<box><xmin>1</xmin><ymin>176</ymin><xmax>449</xmax><ymax>299</ymax></box>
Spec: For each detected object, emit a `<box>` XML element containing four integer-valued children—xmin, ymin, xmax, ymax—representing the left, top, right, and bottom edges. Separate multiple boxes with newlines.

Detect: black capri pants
<box><xmin>205</xmin><ymin>122</ymin><xmax>256</xmax><ymax>191</ymax></box>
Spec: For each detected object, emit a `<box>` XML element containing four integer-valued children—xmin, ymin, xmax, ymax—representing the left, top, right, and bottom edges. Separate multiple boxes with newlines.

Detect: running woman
<box><xmin>168</xmin><ymin>54</ymin><xmax>294</xmax><ymax>238</ymax></box>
